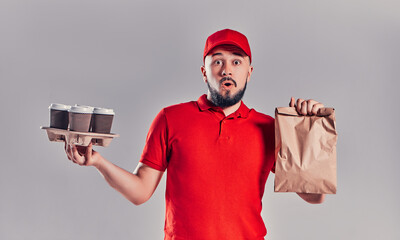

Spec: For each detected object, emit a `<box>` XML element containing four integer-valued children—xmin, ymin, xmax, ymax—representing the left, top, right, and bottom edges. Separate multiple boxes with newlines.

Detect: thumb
<box><xmin>289</xmin><ymin>97</ymin><xmax>295</xmax><ymax>107</ymax></box>
<box><xmin>84</xmin><ymin>142</ymin><xmax>93</xmax><ymax>165</ymax></box>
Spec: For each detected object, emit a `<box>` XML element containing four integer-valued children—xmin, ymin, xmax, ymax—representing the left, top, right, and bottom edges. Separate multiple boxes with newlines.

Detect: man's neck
<box><xmin>207</xmin><ymin>94</ymin><xmax>242</xmax><ymax>117</ymax></box>
<box><xmin>221</xmin><ymin>101</ymin><xmax>241</xmax><ymax>116</ymax></box>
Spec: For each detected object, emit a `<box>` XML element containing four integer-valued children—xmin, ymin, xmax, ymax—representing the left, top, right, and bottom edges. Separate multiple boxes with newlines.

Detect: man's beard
<box><xmin>207</xmin><ymin>79</ymin><xmax>247</xmax><ymax>108</ymax></box>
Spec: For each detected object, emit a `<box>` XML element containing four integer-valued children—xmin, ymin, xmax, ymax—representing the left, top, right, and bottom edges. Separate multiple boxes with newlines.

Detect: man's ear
<box><xmin>201</xmin><ymin>65</ymin><xmax>207</xmax><ymax>83</ymax></box>
<box><xmin>247</xmin><ymin>65</ymin><xmax>254</xmax><ymax>83</ymax></box>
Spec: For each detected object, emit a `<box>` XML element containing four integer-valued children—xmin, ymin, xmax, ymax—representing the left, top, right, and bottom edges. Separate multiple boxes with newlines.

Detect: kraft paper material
<box><xmin>274</xmin><ymin>107</ymin><xmax>337</xmax><ymax>194</ymax></box>
<box><xmin>41</xmin><ymin>126</ymin><xmax>119</xmax><ymax>147</ymax></box>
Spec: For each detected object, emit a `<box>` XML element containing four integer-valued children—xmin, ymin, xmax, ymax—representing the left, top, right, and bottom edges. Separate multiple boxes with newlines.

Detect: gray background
<box><xmin>1</xmin><ymin>0</ymin><xmax>399</xmax><ymax>239</ymax></box>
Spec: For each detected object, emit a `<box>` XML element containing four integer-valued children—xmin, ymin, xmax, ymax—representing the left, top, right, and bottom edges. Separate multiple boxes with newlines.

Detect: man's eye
<box><xmin>233</xmin><ymin>60</ymin><xmax>240</xmax><ymax>65</ymax></box>
<box><xmin>215</xmin><ymin>60</ymin><xmax>222</xmax><ymax>65</ymax></box>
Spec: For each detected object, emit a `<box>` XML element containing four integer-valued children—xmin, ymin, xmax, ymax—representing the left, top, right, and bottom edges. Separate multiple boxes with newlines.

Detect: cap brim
<box><xmin>204</xmin><ymin>40</ymin><xmax>251</xmax><ymax>62</ymax></box>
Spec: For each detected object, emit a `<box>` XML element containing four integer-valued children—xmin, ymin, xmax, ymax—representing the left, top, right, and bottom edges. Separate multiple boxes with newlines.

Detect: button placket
<box><xmin>219</xmin><ymin>117</ymin><xmax>233</xmax><ymax>140</ymax></box>
<box><xmin>219</xmin><ymin>119</ymin><xmax>224</xmax><ymax>136</ymax></box>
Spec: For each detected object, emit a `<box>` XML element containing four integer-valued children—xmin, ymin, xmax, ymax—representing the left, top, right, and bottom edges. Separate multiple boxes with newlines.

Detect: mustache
<box><xmin>220</xmin><ymin>77</ymin><xmax>237</xmax><ymax>87</ymax></box>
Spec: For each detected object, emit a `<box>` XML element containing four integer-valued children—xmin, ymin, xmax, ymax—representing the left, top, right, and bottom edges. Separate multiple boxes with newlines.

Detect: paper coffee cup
<box><xmin>49</xmin><ymin>103</ymin><xmax>71</xmax><ymax>129</ymax></box>
<box><xmin>68</xmin><ymin>106</ymin><xmax>93</xmax><ymax>132</ymax></box>
<box><xmin>74</xmin><ymin>104</ymin><xmax>95</xmax><ymax>131</ymax></box>
<box><xmin>91</xmin><ymin>107</ymin><xmax>115</xmax><ymax>134</ymax></box>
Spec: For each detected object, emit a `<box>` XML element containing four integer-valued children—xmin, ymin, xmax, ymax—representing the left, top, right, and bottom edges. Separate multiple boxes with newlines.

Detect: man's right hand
<box><xmin>65</xmin><ymin>142</ymin><xmax>101</xmax><ymax>167</ymax></box>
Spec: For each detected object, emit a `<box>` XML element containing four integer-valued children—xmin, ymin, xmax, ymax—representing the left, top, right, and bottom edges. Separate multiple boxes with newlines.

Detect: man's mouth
<box><xmin>220</xmin><ymin>77</ymin><xmax>237</xmax><ymax>88</ymax></box>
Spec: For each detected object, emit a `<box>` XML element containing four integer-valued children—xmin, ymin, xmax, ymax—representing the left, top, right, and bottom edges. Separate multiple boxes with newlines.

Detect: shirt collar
<box><xmin>197</xmin><ymin>94</ymin><xmax>250</xmax><ymax>118</ymax></box>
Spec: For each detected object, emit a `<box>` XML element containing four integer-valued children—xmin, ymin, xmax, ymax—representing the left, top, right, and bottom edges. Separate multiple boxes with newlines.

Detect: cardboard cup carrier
<box><xmin>43</xmin><ymin>104</ymin><xmax>118</xmax><ymax>147</ymax></box>
<box><xmin>274</xmin><ymin>107</ymin><xmax>338</xmax><ymax>194</ymax></box>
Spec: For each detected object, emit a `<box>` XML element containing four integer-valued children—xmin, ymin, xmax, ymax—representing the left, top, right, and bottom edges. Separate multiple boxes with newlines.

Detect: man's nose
<box><xmin>221</xmin><ymin>63</ymin><xmax>232</xmax><ymax>76</ymax></box>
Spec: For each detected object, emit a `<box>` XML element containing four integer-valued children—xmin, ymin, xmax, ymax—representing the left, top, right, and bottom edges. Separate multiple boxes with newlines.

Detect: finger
<box><xmin>65</xmin><ymin>142</ymin><xmax>73</xmax><ymax>161</ymax></box>
<box><xmin>69</xmin><ymin>145</ymin><xmax>77</xmax><ymax>163</ymax></box>
<box><xmin>300</xmin><ymin>101</ymin><xmax>308</xmax><ymax>116</ymax></box>
<box><xmin>84</xmin><ymin>143</ymin><xmax>93</xmax><ymax>166</ymax></box>
<box><xmin>296</xmin><ymin>98</ymin><xmax>304</xmax><ymax>114</ymax></box>
<box><xmin>311</xmin><ymin>103</ymin><xmax>324</xmax><ymax>115</ymax></box>
<box><xmin>306</xmin><ymin>99</ymin><xmax>318</xmax><ymax>115</ymax></box>
<box><xmin>71</xmin><ymin>144</ymin><xmax>84</xmax><ymax>165</ymax></box>
<box><xmin>69</xmin><ymin>144</ymin><xmax>77</xmax><ymax>163</ymax></box>
<box><xmin>289</xmin><ymin>97</ymin><xmax>295</xmax><ymax>107</ymax></box>
<box><xmin>64</xmin><ymin>141</ymin><xmax>71</xmax><ymax>160</ymax></box>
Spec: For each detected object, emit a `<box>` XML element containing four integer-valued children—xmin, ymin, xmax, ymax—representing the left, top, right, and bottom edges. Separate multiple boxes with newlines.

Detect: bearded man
<box><xmin>65</xmin><ymin>29</ymin><xmax>325</xmax><ymax>240</ymax></box>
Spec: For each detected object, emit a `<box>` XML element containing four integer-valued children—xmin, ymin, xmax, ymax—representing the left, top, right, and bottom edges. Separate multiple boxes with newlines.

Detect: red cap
<box><xmin>203</xmin><ymin>29</ymin><xmax>252</xmax><ymax>63</ymax></box>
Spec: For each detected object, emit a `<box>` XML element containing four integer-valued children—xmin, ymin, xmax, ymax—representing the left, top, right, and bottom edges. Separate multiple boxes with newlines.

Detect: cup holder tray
<box><xmin>41</xmin><ymin>126</ymin><xmax>119</xmax><ymax>147</ymax></box>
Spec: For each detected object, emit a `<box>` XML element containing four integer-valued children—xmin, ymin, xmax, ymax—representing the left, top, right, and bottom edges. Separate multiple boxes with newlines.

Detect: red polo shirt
<box><xmin>140</xmin><ymin>95</ymin><xmax>275</xmax><ymax>240</ymax></box>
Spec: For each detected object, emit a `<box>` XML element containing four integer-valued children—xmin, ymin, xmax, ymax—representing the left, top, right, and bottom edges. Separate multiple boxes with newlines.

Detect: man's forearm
<box><xmin>93</xmin><ymin>154</ymin><xmax>153</xmax><ymax>205</ymax></box>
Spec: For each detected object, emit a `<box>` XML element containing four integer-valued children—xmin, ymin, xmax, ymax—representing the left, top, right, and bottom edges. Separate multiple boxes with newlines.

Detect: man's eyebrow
<box><xmin>233</xmin><ymin>52</ymin><xmax>244</xmax><ymax>57</ymax></box>
<box><xmin>211</xmin><ymin>53</ymin><xmax>222</xmax><ymax>57</ymax></box>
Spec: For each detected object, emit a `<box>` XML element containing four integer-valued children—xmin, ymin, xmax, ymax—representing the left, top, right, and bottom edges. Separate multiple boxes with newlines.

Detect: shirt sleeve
<box><xmin>271</xmin><ymin>118</ymin><xmax>277</xmax><ymax>174</ymax></box>
<box><xmin>139</xmin><ymin>109</ymin><xmax>169</xmax><ymax>171</ymax></box>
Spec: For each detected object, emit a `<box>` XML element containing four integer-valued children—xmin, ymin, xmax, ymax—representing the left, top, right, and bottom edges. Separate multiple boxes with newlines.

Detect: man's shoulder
<box><xmin>248</xmin><ymin>108</ymin><xmax>275</xmax><ymax>123</ymax></box>
<box><xmin>162</xmin><ymin>100</ymin><xmax>199</xmax><ymax>115</ymax></box>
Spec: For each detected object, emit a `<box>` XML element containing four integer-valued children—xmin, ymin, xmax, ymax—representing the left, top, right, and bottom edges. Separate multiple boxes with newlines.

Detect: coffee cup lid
<box><xmin>93</xmin><ymin>107</ymin><xmax>115</xmax><ymax>115</ymax></box>
<box><xmin>69</xmin><ymin>106</ymin><xmax>93</xmax><ymax>114</ymax></box>
<box><xmin>49</xmin><ymin>103</ymin><xmax>71</xmax><ymax>111</ymax></box>
<box><xmin>74</xmin><ymin>104</ymin><xmax>95</xmax><ymax>111</ymax></box>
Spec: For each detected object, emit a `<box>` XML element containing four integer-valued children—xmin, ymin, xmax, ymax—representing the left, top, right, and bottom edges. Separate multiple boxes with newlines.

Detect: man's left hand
<box><xmin>289</xmin><ymin>97</ymin><xmax>324</xmax><ymax>116</ymax></box>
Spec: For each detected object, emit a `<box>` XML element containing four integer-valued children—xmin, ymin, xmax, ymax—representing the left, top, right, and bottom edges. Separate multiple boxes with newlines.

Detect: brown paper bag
<box><xmin>274</xmin><ymin>107</ymin><xmax>337</xmax><ymax>194</ymax></box>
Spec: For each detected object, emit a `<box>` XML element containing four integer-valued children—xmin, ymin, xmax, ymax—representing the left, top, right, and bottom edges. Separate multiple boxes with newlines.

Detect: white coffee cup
<box><xmin>68</xmin><ymin>106</ymin><xmax>93</xmax><ymax>132</ymax></box>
